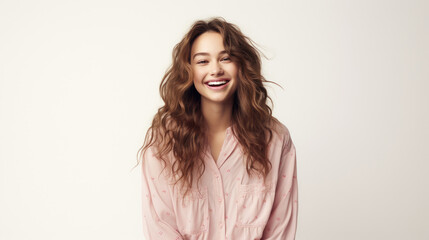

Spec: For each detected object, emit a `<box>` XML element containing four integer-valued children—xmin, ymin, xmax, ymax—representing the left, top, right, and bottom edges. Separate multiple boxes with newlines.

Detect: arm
<box><xmin>141</xmin><ymin>147</ymin><xmax>183</xmax><ymax>240</ymax></box>
<box><xmin>262</xmin><ymin>137</ymin><xmax>299</xmax><ymax>240</ymax></box>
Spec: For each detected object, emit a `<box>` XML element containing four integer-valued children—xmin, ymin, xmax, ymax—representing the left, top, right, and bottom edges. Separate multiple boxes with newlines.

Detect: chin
<box><xmin>202</xmin><ymin>95</ymin><xmax>234</xmax><ymax>104</ymax></box>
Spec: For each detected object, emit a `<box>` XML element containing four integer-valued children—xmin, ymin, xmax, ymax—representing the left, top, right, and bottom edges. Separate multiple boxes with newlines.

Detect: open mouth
<box><xmin>206</xmin><ymin>80</ymin><xmax>229</xmax><ymax>87</ymax></box>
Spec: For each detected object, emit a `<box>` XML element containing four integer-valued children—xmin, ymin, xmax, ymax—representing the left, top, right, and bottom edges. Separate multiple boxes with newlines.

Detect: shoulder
<box><xmin>141</xmin><ymin>145</ymin><xmax>168</xmax><ymax>171</ymax></box>
<box><xmin>270</xmin><ymin>118</ymin><xmax>294</xmax><ymax>154</ymax></box>
<box><xmin>141</xmin><ymin>145</ymin><xmax>161</xmax><ymax>170</ymax></box>
<box><xmin>270</xmin><ymin>118</ymin><xmax>292</xmax><ymax>142</ymax></box>
<box><xmin>141</xmin><ymin>145</ymin><xmax>175</xmax><ymax>180</ymax></box>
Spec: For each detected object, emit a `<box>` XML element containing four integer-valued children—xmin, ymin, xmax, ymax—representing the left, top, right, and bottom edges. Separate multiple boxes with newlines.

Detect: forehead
<box><xmin>191</xmin><ymin>31</ymin><xmax>225</xmax><ymax>54</ymax></box>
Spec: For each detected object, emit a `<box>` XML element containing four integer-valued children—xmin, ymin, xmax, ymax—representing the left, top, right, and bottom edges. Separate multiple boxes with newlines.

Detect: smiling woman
<box><xmin>191</xmin><ymin>32</ymin><xmax>238</xmax><ymax>107</ymax></box>
<box><xmin>137</xmin><ymin>17</ymin><xmax>298</xmax><ymax>240</ymax></box>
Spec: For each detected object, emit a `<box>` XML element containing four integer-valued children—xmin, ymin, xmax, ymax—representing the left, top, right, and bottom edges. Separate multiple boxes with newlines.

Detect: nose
<box><xmin>210</xmin><ymin>62</ymin><xmax>224</xmax><ymax>76</ymax></box>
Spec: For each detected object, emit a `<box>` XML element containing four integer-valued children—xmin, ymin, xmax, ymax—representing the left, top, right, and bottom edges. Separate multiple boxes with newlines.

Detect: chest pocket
<box><xmin>236</xmin><ymin>181</ymin><xmax>275</xmax><ymax>227</ymax></box>
<box><xmin>174</xmin><ymin>186</ymin><xmax>209</xmax><ymax>237</ymax></box>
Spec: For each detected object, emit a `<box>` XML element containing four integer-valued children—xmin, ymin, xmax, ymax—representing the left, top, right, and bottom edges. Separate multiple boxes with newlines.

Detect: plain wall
<box><xmin>1</xmin><ymin>0</ymin><xmax>428</xmax><ymax>239</ymax></box>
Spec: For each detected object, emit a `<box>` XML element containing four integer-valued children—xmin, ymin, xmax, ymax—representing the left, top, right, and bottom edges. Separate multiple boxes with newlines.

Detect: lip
<box><xmin>204</xmin><ymin>78</ymin><xmax>231</xmax><ymax>84</ymax></box>
<box><xmin>204</xmin><ymin>78</ymin><xmax>231</xmax><ymax>90</ymax></box>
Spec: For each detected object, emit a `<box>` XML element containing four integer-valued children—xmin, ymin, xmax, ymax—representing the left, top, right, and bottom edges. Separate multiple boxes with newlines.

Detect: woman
<box><xmin>138</xmin><ymin>17</ymin><xmax>298</xmax><ymax>240</ymax></box>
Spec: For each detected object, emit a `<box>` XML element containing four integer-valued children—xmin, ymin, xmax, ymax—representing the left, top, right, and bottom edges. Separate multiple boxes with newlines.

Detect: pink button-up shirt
<box><xmin>141</xmin><ymin>122</ymin><xmax>298</xmax><ymax>240</ymax></box>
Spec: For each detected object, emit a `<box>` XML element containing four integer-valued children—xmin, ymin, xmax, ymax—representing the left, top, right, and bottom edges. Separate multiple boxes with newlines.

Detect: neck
<box><xmin>201</xmin><ymin>98</ymin><xmax>233</xmax><ymax>134</ymax></box>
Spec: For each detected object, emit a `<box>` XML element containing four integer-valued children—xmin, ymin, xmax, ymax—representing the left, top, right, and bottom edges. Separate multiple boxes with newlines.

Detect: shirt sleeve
<box><xmin>262</xmin><ymin>136</ymin><xmax>298</xmax><ymax>240</ymax></box>
<box><xmin>141</xmin><ymin>147</ymin><xmax>183</xmax><ymax>240</ymax></box>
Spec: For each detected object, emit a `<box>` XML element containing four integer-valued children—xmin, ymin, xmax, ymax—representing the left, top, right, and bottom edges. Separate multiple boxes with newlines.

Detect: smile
<box><xmin>208</xmin><ymin>80</ymin><xmax>228</xmax><ymax>86</ymax></box>
<box><xmin>205</xmin><ymin>79</ymin><xmax>230</xmax><ymax>89</ymax></box>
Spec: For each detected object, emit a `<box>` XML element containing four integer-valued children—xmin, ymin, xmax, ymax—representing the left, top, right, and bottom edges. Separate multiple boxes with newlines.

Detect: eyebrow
<box><xmin>192</xmin><ymin>50</ymin><xmax>228</xmax><ymax>60</ymax></box>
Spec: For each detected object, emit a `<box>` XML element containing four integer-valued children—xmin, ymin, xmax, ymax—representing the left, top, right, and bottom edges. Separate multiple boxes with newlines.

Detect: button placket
<box><xmin>214</xmin><ymin>170</ymin><xmax>226</xmax><ymax>238</ymax></box>
<box><xmin>204</xmin><ymin>141</ymin><xmax>230</xmax><ymax>239</ymax></box>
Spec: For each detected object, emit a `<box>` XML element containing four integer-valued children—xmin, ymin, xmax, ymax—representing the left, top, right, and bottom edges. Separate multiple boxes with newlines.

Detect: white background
<box><xmin>1</xmin><ymin>0</ymin><xmax>428</xmax><ymax>239</ymax></box>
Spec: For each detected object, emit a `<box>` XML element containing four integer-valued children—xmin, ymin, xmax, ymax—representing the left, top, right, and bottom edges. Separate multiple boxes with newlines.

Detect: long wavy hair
<box><xmin>137</xmin><ymin>17</ymin><xmax>279</xmax><ymax>196</ymax></box>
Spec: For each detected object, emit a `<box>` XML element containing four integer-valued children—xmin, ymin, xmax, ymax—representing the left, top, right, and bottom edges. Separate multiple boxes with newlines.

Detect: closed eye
<box><xmin>197</xmin><ymin>60</ymin><xmax>208</xmax><ymax>64</ymax></box>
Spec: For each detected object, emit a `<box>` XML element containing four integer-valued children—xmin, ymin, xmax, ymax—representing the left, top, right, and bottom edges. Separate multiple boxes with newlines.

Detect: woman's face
<box><xmin>190</xmin><ymin>31</ymin><xmax>238</xmax><ymax>106</ymax></box>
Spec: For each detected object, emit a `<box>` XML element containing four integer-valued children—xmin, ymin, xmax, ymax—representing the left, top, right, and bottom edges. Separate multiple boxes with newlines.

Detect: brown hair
<box><xmin>137</xmin><ymin>17</ymin><xmax>279</xmax><ymax>196</ymax></box>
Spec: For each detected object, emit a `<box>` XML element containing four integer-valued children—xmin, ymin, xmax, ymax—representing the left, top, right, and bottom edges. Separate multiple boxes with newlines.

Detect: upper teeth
<box><xmin>208</xmin><ymin>81</ymin><xmax>227</xmax><ymax>86</ymax></box>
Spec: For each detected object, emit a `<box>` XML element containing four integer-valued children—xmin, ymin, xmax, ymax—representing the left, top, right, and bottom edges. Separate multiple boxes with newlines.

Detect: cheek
<box><xmin>226</xmin><ymin>64</ymin><xmax>239</xmax><ymax>78</ymax></box>
<box><xmin>192</xmin><ymin>68</ymin><xmax>204</xmax><ymax>84</ymax></box>
<box><xmin>230</xmin><ymin>66</ymin><xmax>239</xmax><ymax>90</ymax></box>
